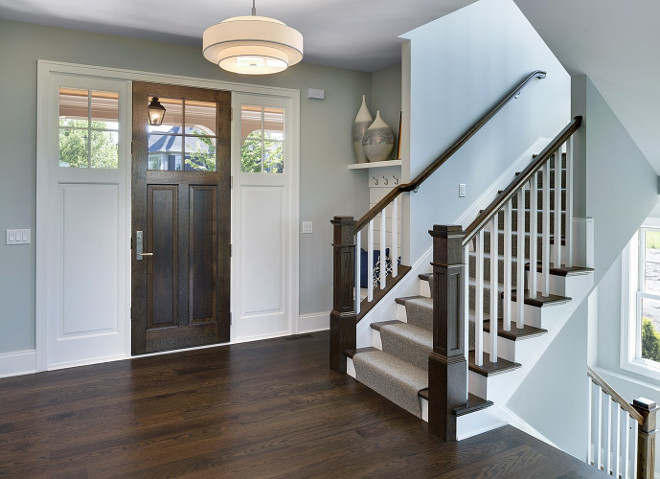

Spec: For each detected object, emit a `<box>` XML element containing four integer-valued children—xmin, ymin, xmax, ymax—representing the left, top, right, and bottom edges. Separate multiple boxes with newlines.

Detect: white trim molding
<box><xmin>298</xmin><ymin>312</ymin><xmax>330</xmax><ymax>334</ymax></box>
<box><xmin>0</xmin><ymin>350</ymin><xmax>36</xmax><ymax>378</ymax></box>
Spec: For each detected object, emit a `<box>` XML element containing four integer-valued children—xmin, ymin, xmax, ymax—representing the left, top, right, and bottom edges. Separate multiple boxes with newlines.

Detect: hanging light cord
<box><xmin>252</xmin><ymin>0</ymin><xmax>256</xmax><ymax>16</ymax></box>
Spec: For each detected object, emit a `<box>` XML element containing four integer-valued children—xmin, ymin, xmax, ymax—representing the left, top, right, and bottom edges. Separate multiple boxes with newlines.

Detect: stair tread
<box><xmin>482</xmin><ymin>319</ymin><xmax>547</xmax><ymax>340</ymax></box>
<box><xmin>468</xmin><ymin>351</ymin><xmax>522</xmax><ymax>377</ymax></box>
<box><xmin>513</xmin><ymin>291</ymin><xmax>572</xmax><ymax>307</ymax></box>
<box><xmin>395</xmin><ymin>294</ymin><xmax>428</xmax><ymax>305</ymax></box>
<box><xmin>454</xmin><ymin>393</ymin><xmax>494</xmax><ymax>417</ymax></box>
<box><xmin>526</xmin><ymin>263</ymin><xmax>594</xmax><ymax>277</ymax></box>
<box><xmin>345</xmin><ymin>347</ymin><xmax>378</xmax><ymax>359</ymax></box>
<box><xmin>370</xmin><ymin>320</ymin><xmax>404</xmax><ymax>331</ymax></box>
<box><xmin>418</xmin><ymin>273</ymin><xmax>432</xmax><ymax>282</ymax></box>
<box><xmin>352</xmin><ymin>349</ymin><xmax>428</xmax><ymax>390</ymax></box>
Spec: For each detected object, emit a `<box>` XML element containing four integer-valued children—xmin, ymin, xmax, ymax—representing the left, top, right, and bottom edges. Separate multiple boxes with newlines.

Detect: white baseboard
<box><xmin>298</xmin><ymin>312</ymin><xmax>329</xmax><ymax>334</ymax></box>
<box><xmin>0</xmin><ymin>350</ymin><xmax>36</xmax><ymax>378</ymax></box>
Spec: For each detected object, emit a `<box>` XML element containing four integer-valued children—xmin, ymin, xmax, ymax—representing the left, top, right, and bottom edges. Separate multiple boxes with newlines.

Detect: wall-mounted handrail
<box><xmin>587</xmin><ymin>365</ymin><xmax>643</xmax><ymax>424</ymax></box>
<box><xmin>462</xmin><ymin>115</ymin><xmax>582</xmax><ymax>246</ymax></box>
<box><xmin>355</xmin><ymin>70</ymin><xmax>547</xmax><ymax>231</ymax></box>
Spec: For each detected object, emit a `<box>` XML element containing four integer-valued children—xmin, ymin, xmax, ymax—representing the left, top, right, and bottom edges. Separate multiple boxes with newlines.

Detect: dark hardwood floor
<box><xmin>0</xmin><ymin>332</ymin><xmax>605</xmax><ymax>478</ymax></box>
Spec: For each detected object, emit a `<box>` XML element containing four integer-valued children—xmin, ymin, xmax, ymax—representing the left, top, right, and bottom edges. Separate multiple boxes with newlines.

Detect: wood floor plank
<box><xmin>0</xmin><ymin>332</ymin><xmax>607</xmax><ymax>478</ymax></box>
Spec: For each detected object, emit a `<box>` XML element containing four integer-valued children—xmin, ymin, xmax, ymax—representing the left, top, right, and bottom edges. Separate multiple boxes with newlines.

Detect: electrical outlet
<box><xmin>459</xmin><ymin>184</ymin><xmax>466</xmax><ymax>197</ymax></box>
<box><xmin>302</xmin><ymin>221</ymin><xmax>313</xmax><ymax>234</ymax></box>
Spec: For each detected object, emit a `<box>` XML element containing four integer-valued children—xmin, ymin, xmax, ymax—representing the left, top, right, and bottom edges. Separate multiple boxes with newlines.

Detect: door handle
<box><xmin>136</xmin><ymin>231</ymin><xmax>154</xmax><ymax>260</ymax></box>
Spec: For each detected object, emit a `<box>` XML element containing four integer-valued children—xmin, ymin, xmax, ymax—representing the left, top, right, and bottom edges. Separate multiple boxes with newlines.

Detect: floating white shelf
<box><xmin>348</xmin><ymin>159</ymin><xmax>402</xmax><ymax>170</ymax></box>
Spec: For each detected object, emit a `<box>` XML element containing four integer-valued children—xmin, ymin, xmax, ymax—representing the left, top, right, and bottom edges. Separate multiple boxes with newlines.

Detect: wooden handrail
<box><xmin>355</xmin><ymin>70</ymin><xmax>547</xmax><ymax>231</ymax></box>
<box><xmin>587</xmin><ymin>365</ymin><xmax>644</xmax><ymax>424</ymax></box>
<box><xmin>462</xmin><ymin>115</ymin><xmax>582</xmax><ymax>246</ymax></box>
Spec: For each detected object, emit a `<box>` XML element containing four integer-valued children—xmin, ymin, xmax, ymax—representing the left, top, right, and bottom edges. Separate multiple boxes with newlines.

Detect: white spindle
<box><xmin>542</xmin><ymin>162</ymin><xmax>550</xmax><ymax>297</ymax></box>
<box><xmin>566</xmin><ymin>136</ymin><xmax>574</xmax><ymax>268</ymax></box>
<box><xmin>607</xmin><ymin>397</ymin><xmax>613</xmax><ymax>474</ymax></box>
<box><xmin>632</xmin><ymin>417</ymin><xmax>638</xmax><ymax>479</ymax></box>
<box><xmin>380</xmin><ymin>208</ymin><xmax>386</xmax><ymax>289</ymax></box>
<box><xmin>516</xmin><ymin>187</ymin><xmax>526</xmax><ymax>329</ymax></box>
<box><xmin>503</xmin><ymin>201</ymin><xmax>512</xmax><ymax>331</ymax></box>
<box><xmin>392</xmin><ymin>198</ymin><xmax>398</xmax><ymax>277</ymax></box>
<box><xmin>615</xmin><ymin>406</ymin><xmax>621</xmax><ymax>479</ymax></box>
<box><xmin>554</xmin><ymin>151</ymin><xmax>562</xmax><ymax>267</ymax></box>
<box><xmin>367</xmin><ymin>220</ymin><xmax>374</xmax><ymax>302</ymax></box>
<box><xmin>475</xmin><ymin>230</ymin><xmax>484</xmax><ymax>367</ymax></box>
<box><xmin>464</xmin><ymin>244</ymin><xmax>470</xmax><ymax>363</ymax></box>
<box><xmin>489</xmin><ymin>216</ymin><xmax>498</xmax><ymax>362</ymax></box>
<box><xmin>529</xmin><ymin>175</ymin><xmax>538</xmax><ymax>298</ymax></box>
<box><xmin>596</xmin><ymin>385</ymin><xmax>603</xmax><ymax>470</ymax></box>
<box><xmin>588</xmin><ymin>379</ymin><xmax>593</xmax><ymax>465</ymax></box>
<box><xmin>355</xmin><ymin>230</ymin><xmax>361</xmax><ymax>315</ymax></box>
<box><xmin>625</xmin><ymin>414</ymin><xmax>631</xmax><ymax>479</ymax></box>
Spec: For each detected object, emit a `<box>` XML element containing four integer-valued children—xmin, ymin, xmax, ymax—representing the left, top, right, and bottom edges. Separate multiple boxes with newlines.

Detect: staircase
<box><xmin>345</xmin><ymin>147</ymin><xmax>594</xmax><ymax>439</ymax></box>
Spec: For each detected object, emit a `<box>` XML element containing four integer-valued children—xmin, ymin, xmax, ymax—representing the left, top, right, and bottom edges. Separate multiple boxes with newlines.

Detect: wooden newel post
<box><xmin>427</xmin><ymin>225</ymin><xmax>468</xmax><ymax>441</ymax></box>
<box><xmin>329</xmin><ymin>216</ymin><xmax>357</xmax><ymax>374</ymax></box>
<box><xmin>633</xmin><ymin>397</ymin><xmax>658</xmax><ymax>479</ymax></box>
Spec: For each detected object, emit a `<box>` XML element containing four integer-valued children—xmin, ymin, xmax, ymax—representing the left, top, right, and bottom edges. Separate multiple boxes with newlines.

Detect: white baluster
<box><xmin>554</xmin><ymin>151</ymin><xmax>562</xmax><ymax>267</ymax></box>
<box><xmin>475</xmin><ymin>230</ymin><xmax>484</xmax><ymax>367</ymax></box>
<box><xmin>380</xmin><ymin>208</ymin><xmax>386</xmax><ymax>289</ymax></box>
<box><xmin>516</xmin><ymin>187</ymin><xmax>526</xmax><ymax>329</ymax></box>
<box><xmin>632</xmin><ymin>415</ymin><xmax>638</xmax><ymax>479</ymax></box>
<box><xmin>489</xmin><ymin>216</ymin><xmax>498</xmax><ymax>363</ymax></box>
<box><xmin>566</xmin><ymin>136</ymin><xmax>574</xmax><ymax>268</ymax></box>
<box><xmin>542</xmin><ymin>162</ymin><xmax>550</xmax><ymax>297</ymax></box>
<box><xmin>596</xmin><ymin>385</ymin><xmax>603</xmax><ymax>470</ymax></box>
<box><xmin>529</xmin><ymin>175</ymin><xmax>538</xmax><ymax>298</ymax></box>
<box><xmin>607</xmin><ymin>397</ymin><xmax>612</xmax><ymax>474</ymax></box>
<box><xmin>587</xmin><ymin>376</ymin><xmax>594</xmax><ymax>465</ymax></box>
<box><xmin>392</xmin><ymin>197</ymin><xmax>398</xmax><ymax>277</ymax></box>
<box><xmin>356</xmin><ymin>230</ymin><xmax>361</xmax><ymax>315</ymax></box>
<box><xmin>625</xmin><ymin>414</ymin><xmax>632</xmax><ymax>479</ymax></box>
<box><xmin>464</xmin><ymin>244</ymin><xmax>470</xmax><ymax>364</ymax></box>
<box><xmin>616</xmin><ymin>406</ymin><xmax>621</xmax><ymax>479</ymax></box>
<box><xmin>367</xmin><ymin>219</ymin><xmax>374</xmax><ymax>302</ymax></box>
<box><xmin>503</xmin><ymin>201</ymin><xmax>512</xmax><ymax>331</ymax></box>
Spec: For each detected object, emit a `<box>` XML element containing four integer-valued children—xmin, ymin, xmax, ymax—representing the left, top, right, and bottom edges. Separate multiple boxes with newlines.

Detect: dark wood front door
<box><xmin>131</xmin><ymin>81</ymin><xmax>231</xmax><ymax>354</ymax></box>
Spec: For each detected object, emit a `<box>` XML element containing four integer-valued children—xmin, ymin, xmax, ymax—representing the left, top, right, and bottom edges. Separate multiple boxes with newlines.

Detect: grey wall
<box><xmin>371</xmin><ymin>62</ymin><xmax>402</xmax><ymax>161</ymax></box>
<box><xmin>402</xmin><ymin>0</ymin><xmax>571</xmax><ymax>261</ymax></box>
<box><xmin>575</xmin><ymin>76</ymin><xmax>658</xmax><ymax>284</ymax></box>
<box><xmin>0</xmin><ymin>18</ymin><xmax>373</xmax><ymax>353</ymax></box>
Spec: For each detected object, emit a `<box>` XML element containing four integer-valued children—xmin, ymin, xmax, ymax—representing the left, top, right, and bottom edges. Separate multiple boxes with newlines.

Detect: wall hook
<box><xmin>372</xmin><ymin>176</ymin><xmax>379</xmax><ymax>185</ymax></box>
<box><xmin>382</xmin><ymin>176</ymin><xmax>389</xmax><ymax>185</ymax></box>
<box><xmin>393</xmin><ymin>175</ymin><xmax>399</xmax><ymax>185</ymax></box>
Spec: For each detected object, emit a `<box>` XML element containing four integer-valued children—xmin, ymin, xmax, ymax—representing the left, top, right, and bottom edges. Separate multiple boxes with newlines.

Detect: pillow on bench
<box><xmin>359</xmin><ymin>248</ymin><xmax>391</xmax><ymax>288</ymax></box>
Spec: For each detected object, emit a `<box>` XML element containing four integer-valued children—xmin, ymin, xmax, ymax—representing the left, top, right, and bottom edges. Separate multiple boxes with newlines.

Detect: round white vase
<box><xmin>362</xmin><ymin>110</ymin><xmax>394</xmax><ymax>163</ymax></box>
<box><xmin>352</xmin><ymin>95</ymin><xmax>373</xmax><ymax>163</ymax></box>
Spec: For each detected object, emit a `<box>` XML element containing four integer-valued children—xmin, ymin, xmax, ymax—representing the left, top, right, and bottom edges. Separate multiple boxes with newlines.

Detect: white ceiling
<box><xmin>1</xmin><ymin>0</ymin><xmax>658</xmax><ymax>172</ymax></box>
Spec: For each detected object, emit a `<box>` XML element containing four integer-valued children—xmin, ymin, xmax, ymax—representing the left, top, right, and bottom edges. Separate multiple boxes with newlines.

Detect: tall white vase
<box><xmin>362</xmin><ymin>110</ymin><xmax>394</xmax><ymax>163</ymax></box>
<box><xmin>353</xmin><ymin>95</ymin><xmax>373</xmax><ymax>163</ymax></box>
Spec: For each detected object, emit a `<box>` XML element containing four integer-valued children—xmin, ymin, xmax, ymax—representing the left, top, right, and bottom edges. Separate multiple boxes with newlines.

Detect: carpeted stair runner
<box><xmin>379</xmin><ymin>323</ymin><xmax>432</xmax><ymax>371</ymax></box>
<box><xmin>353</xmin><ymin>349</ymin><xmax>427</xmax><ymax>418</ymax></box>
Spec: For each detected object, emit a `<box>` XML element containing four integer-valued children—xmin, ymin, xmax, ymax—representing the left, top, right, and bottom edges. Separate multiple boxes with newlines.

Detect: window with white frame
<box><xmin>622</xmin><ymin>228</ymin><xmax>660</xmax><ymax>379</ymax></box>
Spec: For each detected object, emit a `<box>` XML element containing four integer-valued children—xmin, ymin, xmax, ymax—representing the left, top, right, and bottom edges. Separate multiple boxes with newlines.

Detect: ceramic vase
<box><xmin>353</xmin><ymin>95</ymin><xmax>373</xmax><ymax>163</ymax></box>
<box><xmin>362</xmin><ymin>110</ymin><xmax>394</xmax><ymax>163</ymax></box>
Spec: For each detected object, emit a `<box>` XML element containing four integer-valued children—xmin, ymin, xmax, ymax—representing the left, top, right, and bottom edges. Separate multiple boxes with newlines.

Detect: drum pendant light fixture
<box><xmin>202</xmin><ymin>0</ymin><xmax>303</xmax><ymax>75</ymax></box>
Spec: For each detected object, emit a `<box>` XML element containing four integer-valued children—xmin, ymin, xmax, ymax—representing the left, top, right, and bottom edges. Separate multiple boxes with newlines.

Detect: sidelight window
<box><xmin>240</xmin><ymin>105</ymin><xmax>284</xmax><ymax>174</ymax></box>
<box><xmin>58</xmin><ymin>88</ymin><xmax>119</xmax><ymax>169</ymax></box>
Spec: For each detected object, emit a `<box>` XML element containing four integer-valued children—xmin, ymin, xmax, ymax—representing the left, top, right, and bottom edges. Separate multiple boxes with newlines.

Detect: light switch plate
<box><xmin>459</xmin><ymin>184</ymin><xmax>466</xmax><ymax>197</ymax></box>
<box><xmin>6</xmin><ymin>229</ymin><xmax>31</xmax><ymax>245</ymax></box>
<box><xmin>302</xmin><ymin>221</ymin><xmax>313</xmax><ymax>234</ymax></box>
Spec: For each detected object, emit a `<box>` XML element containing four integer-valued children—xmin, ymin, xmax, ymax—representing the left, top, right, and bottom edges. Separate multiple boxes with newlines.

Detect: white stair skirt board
<box><xmin>0</xmin><ymin>350</ymin><xmax>36</xmax><ymax>378</ymax></box>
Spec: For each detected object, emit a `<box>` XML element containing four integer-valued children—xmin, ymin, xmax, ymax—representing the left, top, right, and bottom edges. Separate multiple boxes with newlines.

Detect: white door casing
<box><xmin>231</xmin><ymin>93</ymin><xmax>300</xmax><ymax>342</ymax></box>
